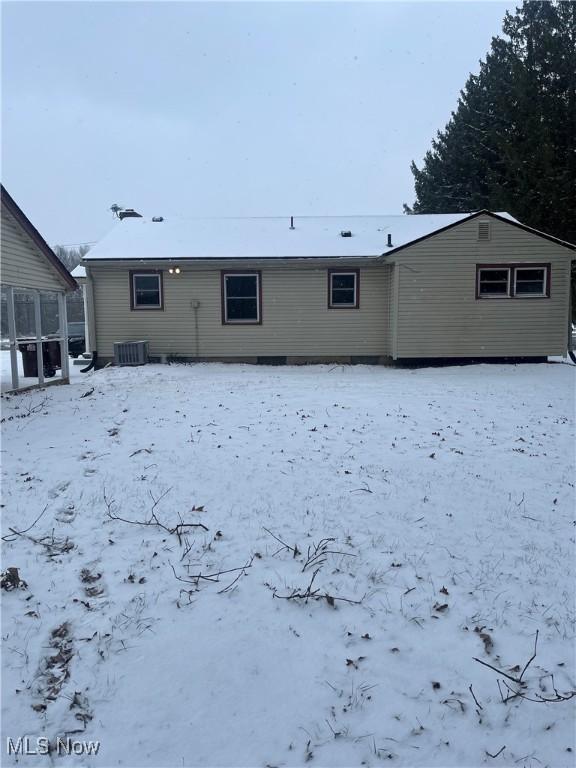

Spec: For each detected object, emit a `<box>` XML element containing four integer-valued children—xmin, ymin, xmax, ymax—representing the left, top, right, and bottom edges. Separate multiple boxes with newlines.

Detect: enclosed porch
<box><xmin>0</xmin><ymin>285</ymin><xmax>70</xmax><ymax>393</ymax></box>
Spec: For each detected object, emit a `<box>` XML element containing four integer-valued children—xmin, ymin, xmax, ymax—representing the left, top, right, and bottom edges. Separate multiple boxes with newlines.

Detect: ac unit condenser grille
<box><xmin>114</xmin><ymin>341</ymin><xmax>149</xmax><ymax>366</ymax></box>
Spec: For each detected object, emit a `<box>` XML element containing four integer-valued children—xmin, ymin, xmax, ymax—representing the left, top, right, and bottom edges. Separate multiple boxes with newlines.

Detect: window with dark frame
<box><xmin>329</xmin><ymin>271</ymin><xmax>358</xmax><ymax>308</ymax></box>
<box><xmin>514</xmin><ymin>267</ymin><xmax>547</xmax><ymax>296</ymax></box>
<box><xmin>477</xmin><ymin>268</ymin><xmax>510</xmax><ymax>297</ymax></box>
<box><xmin>477</xmin><ymin>265</ymin><xmax>550</xmax><ymax>299</ymax></box>
<box><xmin>131</xmin><ymin>273</ymin><xmax>162</xmax><ymax>309</ymax></box>
<box><xmin>222</xmin><ymin>272</ymin><xmax>260</xmax><ymax>323</ymax></box>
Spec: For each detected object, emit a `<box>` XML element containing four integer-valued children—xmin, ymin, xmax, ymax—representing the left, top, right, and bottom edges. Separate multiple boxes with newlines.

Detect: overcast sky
<box><xmin>2</xmin><ymin>1</ymin><xmax>516</xmax><ymax>247</ymax></box>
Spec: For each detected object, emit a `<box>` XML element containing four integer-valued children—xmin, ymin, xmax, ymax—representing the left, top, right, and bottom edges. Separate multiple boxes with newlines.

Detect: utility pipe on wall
<box><xmin>192</xmin><ymin>300</ymin><xmax>201</xmax><ymax>358</ymax></box>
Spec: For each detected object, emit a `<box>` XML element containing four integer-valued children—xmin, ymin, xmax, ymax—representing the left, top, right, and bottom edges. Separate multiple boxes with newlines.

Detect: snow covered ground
<box><xmin>1</xmin><ymin>361</ymin><xmax>575</xmax><ymax>767</ymax></box>
<box><xmin>0</xmin><ymin>350</ymin><xmax>83</xmax><ymax>393</ymax></box>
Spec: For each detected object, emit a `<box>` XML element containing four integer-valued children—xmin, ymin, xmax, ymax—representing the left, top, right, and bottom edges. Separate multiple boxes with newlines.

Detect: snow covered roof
<box><xmin>71</xmin><ymin>265</ymin><xmax>86</xmax><ymax>278</ymax></box>
<box><xmin>84</xmin><ymin>212</ymin><xmax>517</xmax><ymax>262</ymax></box>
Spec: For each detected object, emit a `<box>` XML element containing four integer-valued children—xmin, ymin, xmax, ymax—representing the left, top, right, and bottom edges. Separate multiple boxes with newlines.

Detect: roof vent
<box><xmin>340</xmin><ymin>230</ymin><xmax>352</xmax><ymax>238</ymax></box>
<box><xmin>290</xmin><ymin>216</ymin><xmax>295</xmax><ymax>230</ymax></box>
<box><xmin>152</xmin><ymin>216</ymin><xmax>164</xmax><ymax>222</ymax></box>
<box><xmin>387</xmin><ymin>233</ymin><xmax>393</xmax><ymax>247</ymax></box>
<box><xmin>118</xmin><ymin>208</ymin><xmax>142</xmax><ymax>220</ymax></box>
<box><xmin>478</xmin><ymin>221</ymin><xmax>491</xmax><ymax>241</ymax></box>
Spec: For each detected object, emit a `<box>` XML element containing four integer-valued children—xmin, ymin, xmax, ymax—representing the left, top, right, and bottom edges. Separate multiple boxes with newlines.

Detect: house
<box><xmin>80</xmin><ymin>210</ymin><xmax>574</xmax><ymax>365</ymax></box>
<box><xmin>1</xmin><ymin>185</ymin><xmax>77</xmax><ymax>391</ymax></box>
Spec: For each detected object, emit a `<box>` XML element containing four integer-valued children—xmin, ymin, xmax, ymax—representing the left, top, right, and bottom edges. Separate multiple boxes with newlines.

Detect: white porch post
<box><xmin>58</xmin><ymin>292</ymin><xmax>70</xmax><ymax>380</ymax></box>
<box><xmin>33</xmin><ymin>291</ymin><xmax>45</xmax><ymax>386</ymax></box>
<box><xmin>82</xmin><ymin>284</ymin><xmax>91</xmax><ymax>355</ymax></box>
<box><xmin>85</xmin><ymin>270</ymin><xmax>97</xmax><ymax>360</ymax></box>
<box><xmin>6</xmin><ymin>287</ymin><xmax>19</xmax><ymax>390</ymax></box>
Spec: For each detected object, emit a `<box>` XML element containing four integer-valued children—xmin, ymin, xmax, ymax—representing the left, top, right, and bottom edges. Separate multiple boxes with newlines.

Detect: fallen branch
<box><xmin>218</xmin><ymin>556</ymin><xmax>255</xmax><ymax>594</ymax></box>
<box><xmin>4</xmin><ymin>528</ymin><xmax>73</xmax><ymax>557</ymax></box>
<box><xmin>476</xmin><ymin>630</ymin><xmax>575</xmax><ymax>705</ymax></box>
<box><xmin>104</xmin><ymin>489</ymin><xmax>209</xmax><ymax>544</ymax></box>
<box><xmin>469</xmin><ymin>684</ymin><xmax>483</xmax><ymax>710</ymax></box>
<box><xmin>262</xmin><ymin>528</ymin><xmax>354</xmax><ymax>571</ymax></box>
<box><xmin>497</xmin><ymin>679</ymin><xmax>522</xmax><ymax>704</ymax></box>
<box><xmin>263</xmin><ymin>527</ymin><xmax>300</xmax><ymax>558</ymax></box>
<box><xmin>274</xmin><ymin>568</ymin><xmax>321</xmax><ymax>600</ymax></box>
<box><xmin>1</xmin><ymin>396</ymin><xmax>49</xmax><ymax>423</ymax></box>
<box><xmin>518</xmin><ymin>629</ymin><xmax>538</xmax><ymax>683</ymax></box>
<box><xmin>171</xmin><ymin>560</ymin><xmax>254</xmax><ymax>590</ymax></box>
<box><xmin>473</xmin><ymin>657</ymin><xmax>523</xmax><ymax>685</ymax></box>
<box><xmin>2</xmin><ymin>505</ymin><xmax>48</xmax><ymax>541</ymax></box>
<box><xmin>349</xmin><ymin>485</ymin><xmax>373</xmax><ymax>494</ymax></box>
<box><xmin>473</xmin><ymin>630</ymin><xmax>539</xmax><ymax>686</ymax></box>
<box><xmin>272</xmin><ymin>569</ymin><xmax>363</xmax><ymax>606</ymax></box>
<box><xmin>501</xmin><ymin>676</ymin><xmax>575</xmax><ymax>704</ymax></box>
<box><xmin>130</xmin><ymin>447</ymin><xmax>152</xmax><ymax>457</ymax></box>
<box><xmin>301</xmin><ymin>538</ymin><xmax>356</xmax><ymax>573</ymax></box>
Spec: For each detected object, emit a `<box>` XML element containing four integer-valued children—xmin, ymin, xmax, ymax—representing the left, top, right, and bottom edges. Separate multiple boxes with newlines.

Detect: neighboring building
<box><xmin>1</xmin><ymin>185</ymin><xmax>77</xmax><ymax>391</ymax></box>
<box><xmin>80</xmin><ymin>210</ymin><xmax>574</xmax><ymax>365</ymax></box>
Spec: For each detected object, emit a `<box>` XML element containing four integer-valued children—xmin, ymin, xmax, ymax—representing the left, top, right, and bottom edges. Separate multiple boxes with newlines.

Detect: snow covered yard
<box><xmin>1</xmin><ymin>361</ymin><xmax>575</xmax><ymax>768</ymax></box>
<box><xmin>0</xmin><ymin>349</ymin><xmax>83</xmax><ymax>394</ymax></box>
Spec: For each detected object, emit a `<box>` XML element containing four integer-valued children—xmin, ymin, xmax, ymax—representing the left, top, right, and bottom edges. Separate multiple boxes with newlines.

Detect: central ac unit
<box><xmin>114</xmin><ymin>340</ymin><xmax>149</xmax><ymax>366</ymax></box>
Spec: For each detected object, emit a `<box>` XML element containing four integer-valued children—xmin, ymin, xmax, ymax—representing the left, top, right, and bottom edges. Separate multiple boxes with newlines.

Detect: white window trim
<box><xmin>329</xmin><ymin>271</ymin><xmax>358</xmax><ymax>308</ymax></box>
<box><xmin>223</xmin><ymin>272</ymin><xmax>261</xmax><ymax>324</ymax></box>
<box><xmin>513</xmin><ymin>266</ymin><xmax>547</xmax><ymax>298</ymax></box>
<box><xmin>132</xmin><ymin>272</ymin><xmax>162</xmax><ymax>309</ymax></box>
<box><xmin>477</xmin><ymin>267</ymin><xmax>511</xmax><ymax>299</ymax></box>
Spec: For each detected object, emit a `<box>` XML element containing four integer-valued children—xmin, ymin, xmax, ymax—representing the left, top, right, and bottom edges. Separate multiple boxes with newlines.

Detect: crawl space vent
<box><xmin>478</xmin><ymin>221</ymin><xmax>491</xmax><ymax>241</ymax></box>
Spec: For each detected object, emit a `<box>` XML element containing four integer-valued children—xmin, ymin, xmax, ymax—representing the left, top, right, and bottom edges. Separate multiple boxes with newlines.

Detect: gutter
<box><xmin>82</xmin><ymin>255</ymin><xmax>384</xmax><ymax>265</ymax></box>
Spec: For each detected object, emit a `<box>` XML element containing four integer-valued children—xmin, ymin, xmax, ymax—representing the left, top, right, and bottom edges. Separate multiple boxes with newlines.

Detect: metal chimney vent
<box><xmin>114</xmin><ymin>341</ymin><xmax>148</xmax><ymax>366</ymax></box>
<box><xmin>340</xmin><ymin>230</ymin><xmax>352</xmax><ymax>238</ymax></box>
<box><xmin>118</xmin><ymin>209</ymin><xmax>143</xmax><ymax>220</ymax></box>
<box><xmin>478</xmin><ymin>221</ymin><xmax>491</xmax><ymax>241</ymax></box>
<box><xmin>387</xmin><ymin>234</ymin><xmax>393</xmax><ymax>247</ymax></box>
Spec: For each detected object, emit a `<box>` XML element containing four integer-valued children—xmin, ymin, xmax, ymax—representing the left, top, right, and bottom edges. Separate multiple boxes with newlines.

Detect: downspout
<box><xmin>81</xmin><ymin>266</ymin><xmax>98</xmax><ymax>372</ymax></box>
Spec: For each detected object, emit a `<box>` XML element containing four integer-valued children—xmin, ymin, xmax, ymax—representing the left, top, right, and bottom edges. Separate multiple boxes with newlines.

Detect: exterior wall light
<box><xmin>168</xmin><ymin>267</ymin><xmax>181</xmax><ymax>275</ymax></box>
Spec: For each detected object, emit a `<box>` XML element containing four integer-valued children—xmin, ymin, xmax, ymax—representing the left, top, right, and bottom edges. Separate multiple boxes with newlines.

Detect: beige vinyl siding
<box><xmin>393</xmin><ymin>216</ymin><xmax>571</xmax><ymax>358</ymax></box>
<box><xmin>91</xmin><ymin>263</ymin><xmax>392</xmax><ymax>359</ymax></box>
<box><xmin>1</xmin><ymin>208</ymin><xmax>67</xmax><ymax>292</ymax></box>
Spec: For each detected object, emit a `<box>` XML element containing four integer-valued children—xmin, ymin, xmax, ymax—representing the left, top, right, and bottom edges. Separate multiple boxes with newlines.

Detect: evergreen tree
<box><xmin>407</xmin><ymin>1</ymin><xmax>576</xmax><ymax>247</ymax></box>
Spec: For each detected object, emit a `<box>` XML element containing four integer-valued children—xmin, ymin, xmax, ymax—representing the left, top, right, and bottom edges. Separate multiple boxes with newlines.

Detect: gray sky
<box><xmin>2</xmin><ymin>1</ymin><xmax>515</xmax><ymax>246</ymax></box>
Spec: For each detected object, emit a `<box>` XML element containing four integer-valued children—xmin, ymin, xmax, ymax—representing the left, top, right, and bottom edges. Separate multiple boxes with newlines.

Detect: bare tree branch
<box><xmin>2</xmin><ymin>505</ymin><xmax>49</xmax><ymax>541</ymax></box>
<box><xmin>262</xmin><ymin>527</ymin><xmax>300</xmax><ymax>558</ymax></box>
<box><xmin>104</xmin><ymin>488</ymin><xmax>209</xmax><ymax>544</ymax></box>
